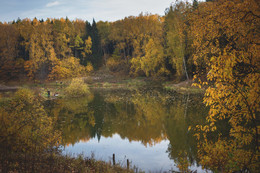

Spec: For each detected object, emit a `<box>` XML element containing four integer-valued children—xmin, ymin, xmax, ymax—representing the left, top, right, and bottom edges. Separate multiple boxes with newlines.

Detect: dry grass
<box><xmin>0</xmin><ymin>152</ymin><xmax>134</xmax><ymax>173</ymax></box>
<box><xmin>163</xmin><ymin>80</ymin><xmax>204</xmax><ymax>94</ymax></box>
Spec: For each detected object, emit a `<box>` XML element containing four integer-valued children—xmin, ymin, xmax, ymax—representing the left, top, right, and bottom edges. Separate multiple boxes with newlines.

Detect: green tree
<box><xmin>97</xmin><ymin>21</ymin><xmax>111</xmax><ymax>63</ymax></box>
<box><xmin>164</xmin><ymin>2</ymin><xmax>191</xmax><ymax>80</ymax></box>
<box><xmin>192</xmin><ymin>0</ymin><xmax>198</xmax><ymax>9</ymax></box>
<box><xmin>86</xmin><ymin>19</ymin><xmax>103</xmax><ymax>68</ymax></box>
<box><xmin>73</xmin><ymin>34</ymin><xmax>84</xmax><ymax>57</ymax></box>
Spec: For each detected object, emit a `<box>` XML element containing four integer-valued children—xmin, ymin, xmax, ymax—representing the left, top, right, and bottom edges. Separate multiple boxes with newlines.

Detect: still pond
<box><xmin>43</xmin><ymin>86</ymin><xmax>208</xmax><ymax>172</ymax></box>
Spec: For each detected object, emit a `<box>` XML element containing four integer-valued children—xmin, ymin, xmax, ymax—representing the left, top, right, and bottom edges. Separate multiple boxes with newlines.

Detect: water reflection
<box><xmin>47</xmin><ymin>88</ymin><xmax>208</xmax><ymax>172</ymax></box>
<box><xmin>64</xmin><ymin>134</ymin><xmax>176</xmax><ymax>172</ymax></box>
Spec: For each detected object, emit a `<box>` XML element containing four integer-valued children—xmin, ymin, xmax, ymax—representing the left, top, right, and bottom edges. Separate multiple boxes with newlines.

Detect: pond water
<box><xmin>45</xmin><ymin>87</ymin><xmax>208</xmax><ymax>172</ymax></box>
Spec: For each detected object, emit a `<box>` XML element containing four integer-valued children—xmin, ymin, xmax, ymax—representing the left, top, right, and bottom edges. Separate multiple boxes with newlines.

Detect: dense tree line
<box><xmin>0</xmin><ymin>18</ymin><xmax>100</xmax><ymax>81</ymax></box>
<box><xmin>97</xmin><ymin>9</ymin><xmax>193</xmax><ymax>79</ymax></box>
<box><xmin>0</xmin><ymin>0</ymin><xmax>258</xmax><ymax>82</ymax></box>
<box><xmin>0</xmin><ymin>1</ymin><xmax>203</xmax><ymax>81</ymax></box>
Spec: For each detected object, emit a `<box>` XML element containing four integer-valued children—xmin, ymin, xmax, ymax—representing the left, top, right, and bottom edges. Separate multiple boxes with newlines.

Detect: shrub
<box><xmin>65</xmin><ymin>78</ymin><xmax>90</xmax><ymax>97</ymax></box>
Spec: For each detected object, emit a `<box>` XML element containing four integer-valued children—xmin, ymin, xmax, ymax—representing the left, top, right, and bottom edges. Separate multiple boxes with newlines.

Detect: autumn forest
<box><xmin>0</xmin><ymin>0</ymin><xmax>259</xmax><ymax>172</ymax></box>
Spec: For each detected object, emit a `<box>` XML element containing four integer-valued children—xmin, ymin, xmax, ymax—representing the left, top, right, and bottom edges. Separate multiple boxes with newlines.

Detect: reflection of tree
<box><xmin>52</xmin><ymin>88</ymin><xmax>208</xmax><ymax>170</ymax></box>
<box><xmin>129</xmin><ymin>90</ymin><xmax>168</xmax><ymax>146</ymax></box>
<box><xmin>95</xmin><ymin>89</ymin><xmax>170</xmax><ymax>146</ymax></box>
<box><xmin>88</xmin><ymin>93</ymin><xmax>107</xmax><ymax>141</ymax></box>
<box><xmin>165</xmin><ymin>94</ymin><xmax>208</xmax><ymax>169</ymax></box>
<box><xmin>56</xmin><ymin>89</ymin><xmax>170</xmax><ymax>146</ymax></box>
<box><xmin>46</xmin><ymin>95</ymin><xmax>94</xmax><ymax>145</ymax></box>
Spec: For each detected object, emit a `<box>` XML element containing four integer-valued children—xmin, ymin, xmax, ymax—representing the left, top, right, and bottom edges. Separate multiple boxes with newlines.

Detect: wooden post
<box><xmin>127</xmin><ymin>159</ymin><xmax>129</xmax><ymax>170</ymax></box>
<box><xmin>112</xmin><ymin>154</ymin><xmax>115</xmax><ymax>166</ymax></box>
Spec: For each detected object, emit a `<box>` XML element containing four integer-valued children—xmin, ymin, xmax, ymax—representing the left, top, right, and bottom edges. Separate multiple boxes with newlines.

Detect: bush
<box><xmin>65</xmin><ymin>78</ymin><xmax>90</xmax><ymax>97</ymax></box>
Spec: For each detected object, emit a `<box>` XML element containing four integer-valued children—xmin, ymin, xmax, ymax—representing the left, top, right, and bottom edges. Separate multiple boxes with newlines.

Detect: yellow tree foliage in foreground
<box><xmin>0</xmin><ymin>89</ymin><xmax>61</xmax><ymax>153</ymax></box>
<box><xmin>190</xmin><ymin>0</ymin><xmax>259</xmax><ymax>172</ymax></box>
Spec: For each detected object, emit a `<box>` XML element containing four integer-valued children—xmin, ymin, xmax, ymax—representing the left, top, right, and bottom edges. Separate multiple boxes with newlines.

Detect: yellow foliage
<box><xmin>198</xmin><ymin>139</ymin><xmax>258</xmax><ymax>172</ymax></box>
<box><xmin>85</xmin><ymin>62</ymin><xmax>94</xmax><ymax>73</ymax></box>
<box><xmin>130</xmin><ymin>38</ymin><xmax>168</xmax><ymax>77</ymax></box>
<box><xmin>49</xmin><ymin>57</ymin><xmax>87</xmax><ymax>80</ymax></box>
<box><xmin>0</xmin><ymin>89</ymin><xmax>61</xmax><ymax>153</ymax></box>
<box><xmin>64</xmin><ymin>78</ymin><xmax>90</xmax><ymax>97</ymax></box>
<box><xmin>176</xmin><ymin>151</ymin><xmax>191</xmax><ymax>173</ymax></box>
<box><xmin>81</xmin><ymin>36</ymin><xmax>92</xmax><ymax>57</ymax></box>
<box><xmin>191</xmin><ymin>0</ymin><xmax>260</xmax><ymax>172</ymax></box>
<box><xmin>24</xmin><ymin>60</ymin><xmax>35</xmax><ymax>80</ymax></box>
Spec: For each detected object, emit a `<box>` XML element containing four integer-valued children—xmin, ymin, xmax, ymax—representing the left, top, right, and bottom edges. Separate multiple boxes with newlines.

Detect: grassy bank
<box><xmin>0</xmin><ymin>67</ymin><xmax>204</xmax><ymax>98</ymax></box>
<box><xmin>0</xmin><ymin>77</ymin><xmax>204</xmax><ymax>103</ymax></box>
<box><xmin>1</xmin><ymin>152</ymin><xmax>134</xmax><ymax>173</ymax></box>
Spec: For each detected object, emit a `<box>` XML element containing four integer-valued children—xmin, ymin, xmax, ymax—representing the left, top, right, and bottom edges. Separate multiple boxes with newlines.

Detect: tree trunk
<box><xmin>183</xmin><ymin>56</ymin><xmax>189</xmax><ymax>80</ymax></box>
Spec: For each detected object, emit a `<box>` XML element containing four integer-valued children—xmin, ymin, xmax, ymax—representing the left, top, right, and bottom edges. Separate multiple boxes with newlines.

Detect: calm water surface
<box><xmin>46</xmin><ymin>87</ymin><xmax>208</xmax><ymax>172</ymax></box>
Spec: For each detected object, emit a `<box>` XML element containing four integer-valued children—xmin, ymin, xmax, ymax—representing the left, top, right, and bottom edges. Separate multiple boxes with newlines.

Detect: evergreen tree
<box><xmin>85</xmin><ymin>19</ymin><xmax>102</xmax><ymax>69</ymax></box>
<box><xmin>16</xmin><ymin>17</ymin><xmax>21</xmax><ymax>24</ymax></box>
<box><xmin>193</xmin><ymin>0</ymin><xmax>198</xmax><ymax>9</ymax></box>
